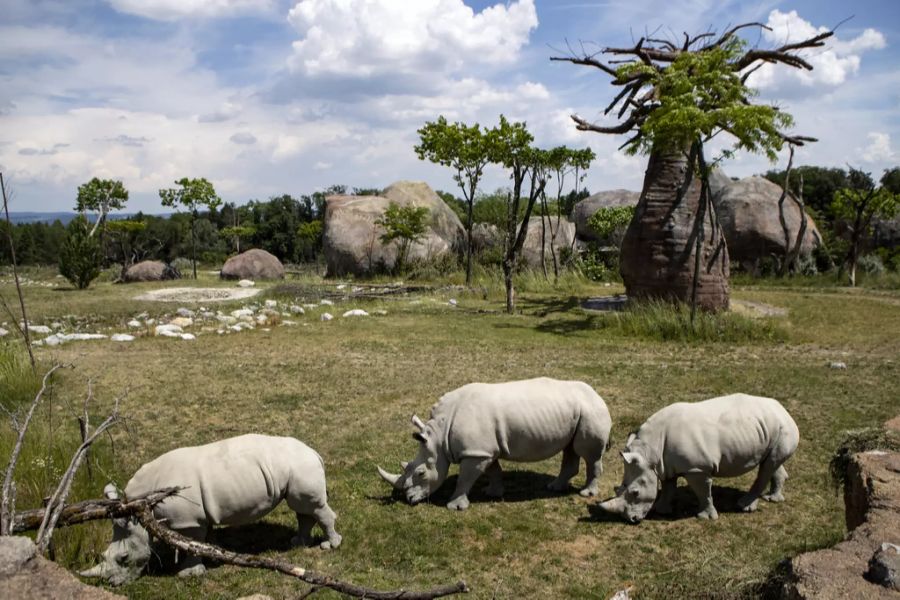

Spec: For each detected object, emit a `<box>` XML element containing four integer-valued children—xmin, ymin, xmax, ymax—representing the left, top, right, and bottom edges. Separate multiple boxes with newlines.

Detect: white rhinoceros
<box><xmin>81</xmin><ymin>434</ymin><xmax>341</xmax><ymax>585</ymax></box>
<box><xmin>600</xmin><ymin>393</ymin><xmax>799</xmax><ymax>523</ymax></box>
<box><xmin>377</xmin><ymin>377</ymin><xmax>612</xmax><ymax>510</ymax></box>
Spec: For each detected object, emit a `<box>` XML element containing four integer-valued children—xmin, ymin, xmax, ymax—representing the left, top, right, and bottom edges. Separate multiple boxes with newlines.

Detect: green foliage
<box><xmin>617</xmin><ymin>38</ymin><xmax>793</xmax><ymax>161</ymax></box>
<box><xmin>75</xmin><ymin>178</ymin><xmax>128</xmax><ymax>232</ymax></box>
<box><xmin>58</xmin><ymin>215</ymin><xmax>102</xmax><ymax>289</ymax></box>
<box><xmin>829</xmin><ymin>428</ymin><xmax>900</xmax><ymax>490</ymax></box>
<box><xmin>594</xmin><ymin>300</ymin><xmax>787</xmax><ymax>343</ymax></box>
<box><xmin>158</xmin><ymin>177</ymin><xmax>221</xmax><ymax>214</ymax></box>
<box><xmin>295</xmin><ymin>219</ymin><xmax>323</xmax><ymax>262</ymax></box>
<box><xmin>219</xmin><ymin>225</ymin><xmax>257</xmax><ymax>253</ymax></box>
<box><xmin>375</xmin><ymin>202</ymin><xmax>430</xmax><ymax>273</ymax></box>
<box><xmin>763</xmin><ymin>165</ymin><xmax>849</xmax><ymax>224</ymax></box>
<box><xmin>587</xmin><ymin>205</ymin><xmax>635</xmax><ymax>245</ymax></box>
<box><xmin>831</xmin><ymin>179</ymin><xmax>899</xmax><ymax>225</ymax></box>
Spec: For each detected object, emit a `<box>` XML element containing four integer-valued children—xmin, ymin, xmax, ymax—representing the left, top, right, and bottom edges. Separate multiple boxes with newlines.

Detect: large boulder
<box><xmin>713</xmin><ymin>176</ymin><xmax>822</xmax><ymax>271</ymax></box>
<box><xmin>220</xmin><ymin>249</ymin><xmax>284</xmax><ymax>280</ymax></box>
<box><xmin>122</xmin><ymin>261</ymin><xmax>180</xmax><ymax>283</ymax></box>
<box><xmin>520</xmin><ymin>217</ymin><xmax>577</xmax><ymax>270</ymax></box>
<box><xmin>471</xmin><ymin>223</ymin><xmax>503</xmax><ymax>255</ymax></box>
<box><xmin>323</xmin><ymin>181</ymin><xmax>464</xmax><ymax>277</ymax></box>
<box><xmin>570</xmin><ymin>190</ymin><xmax>640</xmax><ymax>241</ymax></box>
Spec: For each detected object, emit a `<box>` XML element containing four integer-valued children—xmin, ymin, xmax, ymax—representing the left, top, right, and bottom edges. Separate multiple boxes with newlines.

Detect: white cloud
<box><xmin>285</xmin><ymin>0</ymin><xmax>537</xmax><ymax>85</ymax></box>
<box><xmin>229</xmin><ymin>132</ymin><xmax>257</xmax><ymax>145</ymax></box>
<box><xmin>106</xmin><ymin>0</ymin><xmax>276</xmax><ymax>21</ymax></box>
<box><xmin>746</xmin><ymin>10</ymin><xmax>885</xmax><ymax>94</ymax></box>
<box><xmin>860</xmin><ymin>132</ymin><xmax>894</xmax><ymax>163</ymax></box>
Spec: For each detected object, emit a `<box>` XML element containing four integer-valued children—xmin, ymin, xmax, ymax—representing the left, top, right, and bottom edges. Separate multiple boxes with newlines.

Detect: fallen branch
<box><xmin>0</xmin><ymin>364</ymin><xmax>63</xmax><ymax>535</ymax></box>
<box><xmin>135</xmin><ymin>504</ymin><xmax>469</xmax><ymax>599</ymax></box>
<box><xmin>12</xmin><ymin>487</ymin><xmax>182</xmax><ymax>534</ymax></box>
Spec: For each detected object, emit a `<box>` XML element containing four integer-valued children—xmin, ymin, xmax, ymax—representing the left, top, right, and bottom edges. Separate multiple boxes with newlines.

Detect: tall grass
<box><xmin>0</xmin><ymin>344</ymin><xmax>121</xmax><ymax>566</ymax></box>
<box><xmin>593</xmin><ymin>300</ymin><xmax>788</xmax><ymax>343</ymax></box>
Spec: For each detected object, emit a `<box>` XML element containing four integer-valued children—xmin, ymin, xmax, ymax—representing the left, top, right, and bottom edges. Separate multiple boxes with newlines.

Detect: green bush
<box><xmin>58</xmin><ymin>216</ymin><xmax>102</xmax><ymax>289</ymax></box>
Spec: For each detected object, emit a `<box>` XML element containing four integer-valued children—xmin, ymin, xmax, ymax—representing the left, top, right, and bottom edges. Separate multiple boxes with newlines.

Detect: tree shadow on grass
<box><xmin>493</xmin><ymin>315</ymin><xmax>600</xmax><ymax>336</ymax></box>
<box><xmin>583</xmin><ymin>484</ymin><xmax>755</xmax><ymax>523</ymax></box>
<box><xmin>519</xmin><ymin>295</ymin><xmax>584</xmax><ymax>317</ymax></box>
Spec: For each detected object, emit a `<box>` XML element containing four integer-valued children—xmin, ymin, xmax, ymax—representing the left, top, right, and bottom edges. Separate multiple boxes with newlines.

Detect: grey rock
<box><xmin>220</xmin><ymin>249</ymin><xmax>284</xmax><ymax>281</ymax></box>
<box><xmin>123</xmin><ymin>261</ymin><xmax>181</xmax><ymax>283</ymax></box>
<box><xmin>868</xmin><ymin>542</ymin><xmax>900</xmax><ymax>590</ymax></box>
<box><xmin>570</xmin><ymin>189</ymin><xmax>640</xmax><ymax>241</ymax></box>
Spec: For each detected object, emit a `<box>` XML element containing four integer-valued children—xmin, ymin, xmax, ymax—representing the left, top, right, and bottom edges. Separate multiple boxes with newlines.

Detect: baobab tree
<box><xmin>552</xmin><ymin>23</ymin><xmax>833</xmax><ymax>311</ymax></box>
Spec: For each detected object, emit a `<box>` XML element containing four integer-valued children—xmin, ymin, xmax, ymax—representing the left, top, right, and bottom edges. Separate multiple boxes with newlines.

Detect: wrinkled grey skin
<box><xmin>600</xmin><ymin>393</ymin><xmax>799</xmax><ymax>523</ymax></box>
<box><xmin>81</xmin><ymin>434</ymin><xmax>341</xmax><ymax>585</ymax></box>
<box><xmin>378</xmin><ymin>378</ymin><xmax>612</xmax><ymax>510</ymax></box>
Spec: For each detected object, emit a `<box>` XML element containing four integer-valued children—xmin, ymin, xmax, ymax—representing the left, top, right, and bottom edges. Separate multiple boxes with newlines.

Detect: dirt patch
<box><xmin>134</xmin><ymin>287</ymin><xmax>262</xmax><ymax>303</ymax></box>
<box><xmin>730</xmin><ymin>299</ymin><xmax>788</xmax><ymax>317</ymax></box>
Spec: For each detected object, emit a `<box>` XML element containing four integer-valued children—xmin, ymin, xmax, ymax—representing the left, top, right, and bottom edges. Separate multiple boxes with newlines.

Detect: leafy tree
<box><xmin>416</xmin><ymin>116</ymin><xmax>498</xmax><ymax>286</ymax></box>
<box><xmin>554</xmin><ymin>23</ymin><xmax>833</xmax><ymax>312</ymax></box>
<box><xmin>106</xmin><ymin>220</ymin><xmax>146</xmax><ymax>280</ymax></box>
<box><xmin>491</xmin><ymin>116</ymin><xmax>549</xmax><ymax>313</ymax></box>
<box><xmin>763</xmin><ymin>166</ymin><xmax>849</xmax><ymax>224</ymax></box>
<box><xmin>159</xmin><ymin>177</ymin><xmax>222</xmax><ymax>278</ymax></box>
<box><xmin>220</xmin><ymin>225</ymin><xmax>256</xmax><ymax>254</ymax></box>
<box><xmin>296</xmin><ymin>220</ymin><xmax>323</xmax><ymax>262</ymax></box>
<box><xmin>75</xmin><ymin>178</ymin><xmax>128</xmax><ymax>238</ymax></box>
<box><xmin>375</xmin><ymin>202</ymin><xmax>430</xmax><ymax>274</ymax></box>
<box><xmin>588</xmin><ymin>205</ymin><xmax>635</xmax><ymax>247</ymax></box>
<box><xmin>59</xmin><ymin>216</ymin><xmax>102</xmax><ymax>289</ymax></box>
<box><xmin>831</xmin><ymin>167</ymin><xmax>900</xmax><ymax>286</ymax></box>
<box><xmin>882</xmin><ymin>167</ymin><xmax>900</xmax><ymax>194</ymax></box>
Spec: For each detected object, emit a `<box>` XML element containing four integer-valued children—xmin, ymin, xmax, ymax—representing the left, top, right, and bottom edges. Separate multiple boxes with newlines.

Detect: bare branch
<box><xmin>570</xmin><ymin>113</ymin><xmax>639</xmax><ymax>135</ymax></box>
<box><xmin>136</xmin><ymin>505</ymin><xmax>469</xmax><ymax>599</ymax></box>
<box><xmin>35</xmin><ymin>392</ymin><xmax>124</xmax><ymax>552</ymax></box>
<box><xmin>734</xmin><ymin>30</ymin><xmax>833</xmax><ymax>71</ymax></box>
<box><xmin>0</xmin><ymin>364</ymin><xmax>63</xmax><ymax>535</ymax></box>
<box><xmin>549</xmin><ymin>55</ymin><xmax>616</xmax><ymax>77</ymax></box>
<box><xmin>12</xmin><ymin>487</ymin><xmax>183</xmax><ymax>534</ymax></box>
<box><xmin>702</xmin><ymin>22</ymin><xmax>769</xmax><ymax>50</ymax></box>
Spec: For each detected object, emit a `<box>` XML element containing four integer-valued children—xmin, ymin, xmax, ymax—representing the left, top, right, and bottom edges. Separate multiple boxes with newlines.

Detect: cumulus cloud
<box><xmin>746</xmin><ymin>10</ymin><xmax>885</xmax><ymax>94</ymax></box>
<box><xmin>860</xmin><ymin>132</ymin><xmax>894</xmax><ymax>163</ymax></box>
<box><xmin>106</xmin><ymin>0</ymin><xmax>275</xmax><ymax>21</ymax></box>
<box><xmin>98</xmin><ymin>135</ymin><xmax>151</xmax><ymax>147</ymax></box>
<box><xmin>284</xmin><ymin>0</ymin><xmax>537</xmax><ymax>94</ymax></box>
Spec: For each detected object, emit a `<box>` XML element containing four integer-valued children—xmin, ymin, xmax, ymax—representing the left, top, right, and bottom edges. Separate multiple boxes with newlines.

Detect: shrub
<box><xmin>858</xmin><ymin>253</ymin><xmax>885</xmax><ymax>275</ymax></box>
<box><xmin>587</xmin><ymin>205</ymin><xmax>634</xmax><ymax>246</ymax></box>
<box><xmin>58</xmin><ymin>216</ymin><xmax>102</xmax><ymax>289</ymax></box>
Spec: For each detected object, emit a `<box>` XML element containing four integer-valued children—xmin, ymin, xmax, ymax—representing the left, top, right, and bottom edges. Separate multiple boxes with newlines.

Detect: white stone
<box><xmin>336</xmin><ymin>284</ymin><xmax>346</xmax><ymax>290</ymax></box>
<box><xmin>217</xmin><ymin>315</ymin><xmax>238</xmax><ymax>326</ymax></box>
<box><xmin>373</xmin><ymin>310</ymin><xmax>387</xmax><ymax>316</ymax></box>
<box><xmin>290</xmin><ymin>305</ymin><xmax>305</xmax><ymax>314</ymax></box>
<box><xmin>155</xmin><ymin>324</ymin><xmax>183</xmax><ymax>336</ymax></box>
<box><xmin>829</xmin><ymin>361</ymin><xmax>848</xmax><ymax>370</ymax></box>
<box><xmin>176</xmin><ymin>308</ymin><xmax>195</xmax><ymax>318</ymax></box>
<box><xmin>28</xmin><ymin>325</ymin><xmax>52</xmax><ymax>334</ymax></box>
<box><xmin>42</xmin><ymin>333</ymin><xmax>108</xmax><ymax>346</ymax></box>
<box><xmin>51</xmin><ymin>322</ymin><xmax>63</xmax><ymax>330</ymax></box>
<box><xmin>342</xmin><ymin>309</ymin><xmax>369</xmax><ymax>318</ymax></box>
<box><xmin>145</xmin><ymin>318</ymin><xmax>156</xmax><ymax>325</ymax></box>
<box><xmin>303</xmin><ymin>304</ymin><xmax>317</xmax><ymax>309</ymax></box>
<box><xmin>111</xmin><ymin>334</ymin><xmax>135</xmax><ymax>342</ymax></box>
<box><xmin>231</xmin><ymin>308</ymin><xmax>254</xmax><ymax>318</ymax></box>
<box><xmin>283</xmin><ymin>320</ymin><xmax>297</xmax><ymax>326</ymax></box>
<box><xmin>448</xmin><ymin>298</ymin><xmax>458</xmax><ymax>306</ymax></box>
<box><xmin>127</xmin><ymin>320</ymin><xmax>142</xmax><ymax>328</ymax></box>
<box><xmin>180</xmin><ymin>333</ymin><xmax>196</xmax><ymax>341</ymax></box>
<box><xmin>237</xmin><ymin>279</ymin><xmax>255</xmax><ymax>288</ymax></box>
<box><xmin>320</xmin><ymin>313</ymin><xmax>333</xmax><ymax>322</ymax></box>
<box><xmin>256</xmin><ymin>315</ymin><xmax>269</xmax><ymax>325</ymax></box>
<box><xmin>0</xmin><ymin>328</ymin><xmax>8</xmax><ymax>337</ymax></box>
<box><xmin>265</xmin><ymin>300</ymin><xmax>278</xmax><ymax>309</ymax></box>
<box><xmin>320</xmin><ymin>299</ymin><xmax>334</xmax><ymax>306</ymax></box>
<box><xmin>170</xmin><ymin>317</ymin><xmax>193</xmax><ymax>328</ymax></box>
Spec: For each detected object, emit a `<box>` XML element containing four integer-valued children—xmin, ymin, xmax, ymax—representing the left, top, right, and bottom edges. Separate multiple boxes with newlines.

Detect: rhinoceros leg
<box><xmin>291</xmin><ymin>514</ymin><xmax>317</xmax><ymax>547</ymax></box>
<box><xmin>175</xmin><ymin>527</ymin><xmax>207</xmax><ymax>577</ymax></box>
<box><xmin>762</xmin><ymin>465</ymin><xmax>788</xmax><ymax>503</ymax></box>
<box><xmin>311</xmin><ymin>504</ymin><xmax>342</xmax><ymax>550</ymax></box>
<box><xmin>738</xmin><ymin>458</ymin><xmax>780</xmax><ymax>512</ymax></box>
<box><xmin>684</xmin><ymin>473</ymin><xmax>718</xmax><ymax>520</ymax></box>
<box><xmin>482</xmin><ymin>461</ymin><xmax>504</xmax><ymax>498</ymax></box>
<box><xmin>548</xmin><ymin>445</ymin><xmax>580</xmax><ymax>492</ymax></box>
<box><xmin>653</xmin><ymin>478</ymin><xmax>677</xmax><ymax>515</ymax></box>
<box><xmin>447</xmin><ymin>458</ymin><xmax>493</xmax><ymax>510</ymax></box>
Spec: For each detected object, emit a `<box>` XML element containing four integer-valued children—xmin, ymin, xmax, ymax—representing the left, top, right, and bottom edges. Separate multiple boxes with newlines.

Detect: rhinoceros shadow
<box><xmin>145</xmin><ymin>521</ymin><xmax>298</xmax><ymax>574</ymax></box>
<box><xmin>584</xmin><ymin>484</ymin><xmax>752</xmax><ymax>523</ymax></box>
<box><xmin>374</xmin><ymin>471</ymin><xmax>572</xmax><ymax>506</ymax></box>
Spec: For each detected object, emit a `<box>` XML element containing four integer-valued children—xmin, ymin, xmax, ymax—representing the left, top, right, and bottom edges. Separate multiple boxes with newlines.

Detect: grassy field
<box><xmin>2</xmin><ymin>268</ymin><xmax>899</xmax><ymax>599</ymax></box>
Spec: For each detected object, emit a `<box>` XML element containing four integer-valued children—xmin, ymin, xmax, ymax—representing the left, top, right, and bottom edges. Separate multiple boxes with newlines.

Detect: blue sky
<box><xmin>2</xmin><ymin>0</ymin><xmax>897</xmax><ymax>212</ymax></box>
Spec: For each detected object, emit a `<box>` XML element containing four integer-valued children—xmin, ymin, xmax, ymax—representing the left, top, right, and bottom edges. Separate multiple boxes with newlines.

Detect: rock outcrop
<box><xmin>712</xmin><ymin>176</ymin><xmax>822</xmax><ymax>272</ymax></box>
<box><xmin>570</xmin><ymin>190</ymin><xmax>640</xmax><ymax>242</ymax></box>
<box><xmin>122</xmin><ymin>261</ymin><xmax>180</xmax><ymax>283</ymax></box>
<box><xmin>520</xmin><ymin>217</ymin><xmax>577</xmax><ymax>270</ymax></box>
<box><xmin>220</xmin><ymin>249</ymin><xmax>284</xmax><ymax>280</ymax></box>
<box><xmin>779</xmin><ymin>425</ymin><xmax>900</xmax><ymax>598</ymax></box>
<box><xmin>0</xmin><ymin>536</ymin><xmax>124</xmax><ymax>599</ymax></box>
<box><xmin>323</xmin><ymin>181</ymin><xmax>464</xmax><ymax>277</ymax></box>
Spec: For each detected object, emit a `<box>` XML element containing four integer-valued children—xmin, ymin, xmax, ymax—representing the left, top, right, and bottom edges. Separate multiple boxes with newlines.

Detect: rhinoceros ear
<box><xmin>621</xmin><ymin>451</ymin><xmax>643</xmax><ymax>466</ymax></box>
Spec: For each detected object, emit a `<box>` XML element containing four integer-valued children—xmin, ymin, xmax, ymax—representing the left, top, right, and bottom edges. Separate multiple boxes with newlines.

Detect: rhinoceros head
<box><xmin>79</xmin><ymin>484</ymin><xmax>152</xmax><ymax>585</ymax></box>
<box><xmin>599</xmin><ymin>439</ymin><xmax>659</xmax><ymax>524</ymax></box>
<box><xmin>377</xmin><ymin>415</ymin><xmax>450</xmax><ymax>505</ymax></box>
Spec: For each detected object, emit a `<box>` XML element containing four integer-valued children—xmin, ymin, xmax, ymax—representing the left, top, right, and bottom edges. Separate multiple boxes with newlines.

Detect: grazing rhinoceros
<box><xmin>377</xmin><ymin>377</ymin><xmax>612</xmax><ymax>510</ymax></box>
<box><xmin>81</xmin><ymin>434</ymin><xmax>341</xmax><ymax>585</ymax></box>
<box><xmin>599</xmin><ymin>393</ymin><xmax>799</xmax><ymax>523</ymax></box>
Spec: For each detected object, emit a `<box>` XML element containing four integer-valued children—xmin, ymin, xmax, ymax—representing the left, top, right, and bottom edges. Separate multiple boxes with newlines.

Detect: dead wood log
<box><xmin>135</xmin><ymin>504</ymin><xmax>469</xmax><ymax>599</ymax></box>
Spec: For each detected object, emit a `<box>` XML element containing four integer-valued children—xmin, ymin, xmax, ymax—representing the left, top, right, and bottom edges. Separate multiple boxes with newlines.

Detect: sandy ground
<box><xmin>133</xmin><ymin>287</ymin><xmax>263</xmax><ymax>303</ymax></box>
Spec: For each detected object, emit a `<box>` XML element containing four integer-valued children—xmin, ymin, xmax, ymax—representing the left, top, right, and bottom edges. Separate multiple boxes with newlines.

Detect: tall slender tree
<box><xmin>75</xmin><ymin>178</ymin><xmax>129</xmax><ymax>238</ymax></box>
<box><xmin>552</xmin><ymin>23</ymin><xmax>833</xmax><ymax>311</ymax></box>
<box><xmin>159</xmin><ymin>178</ymin><xmax>222</xmax><ymax>279</ymax></box>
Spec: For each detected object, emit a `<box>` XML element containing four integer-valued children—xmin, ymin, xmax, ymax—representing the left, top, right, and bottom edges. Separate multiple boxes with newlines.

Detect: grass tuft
<box><xmin>828</xmin><ymin>427</ymin><xmax>900</xmax><ymax>490</ymax></box>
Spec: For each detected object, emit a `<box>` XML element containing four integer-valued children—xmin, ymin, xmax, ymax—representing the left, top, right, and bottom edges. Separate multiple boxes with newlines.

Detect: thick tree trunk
<box><xmin>620</xmin><ymin>147</ymin><xmax>730</xmax><ymax>311</ymax></box>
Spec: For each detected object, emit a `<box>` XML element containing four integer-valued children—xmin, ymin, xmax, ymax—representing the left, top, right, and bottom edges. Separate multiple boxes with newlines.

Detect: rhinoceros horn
<box><xmin>598</xmin><ymin>495</ymin><xmax>627</xmax><ymax>516</ymax></box>
<box><xmin>377</xmin><ymin>465</ymin><xmax>402</xmax><ymax>489</ymax></box>
<box><xmin>400</xmin><ymin>461</ymin><xmax>409</xmax><ymax>470</ymax></box>
<box><xmin>79</xmin><ymin>561</ymin><xmax>111</xmax><ymax>578</ymax></box>
<box><xmin>411</xmin><ymin>415</ymin><xmax>427</xmax><ymax>432</ymax></box>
